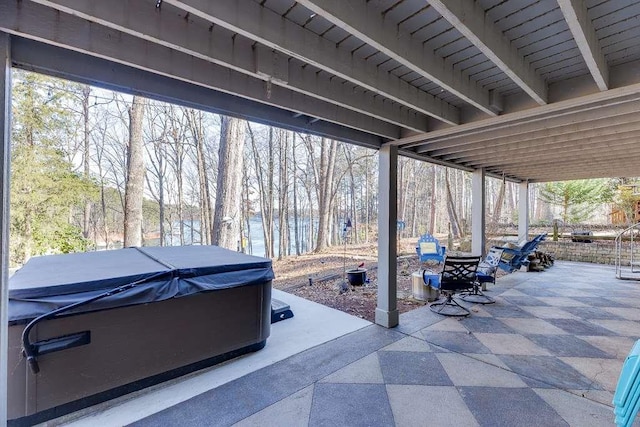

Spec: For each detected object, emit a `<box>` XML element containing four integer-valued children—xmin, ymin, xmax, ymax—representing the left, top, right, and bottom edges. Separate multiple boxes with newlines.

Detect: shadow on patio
<box><xmin>60</xmin><ymin>261</ymin><xmax>640</xmax><ymax>426</ymax></box>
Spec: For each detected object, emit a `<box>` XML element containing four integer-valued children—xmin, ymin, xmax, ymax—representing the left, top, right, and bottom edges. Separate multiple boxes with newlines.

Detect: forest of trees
<box><xmin>8</xmin><ymin>70</ymin><xmax>629</xmax><ymax>267</ymax></box>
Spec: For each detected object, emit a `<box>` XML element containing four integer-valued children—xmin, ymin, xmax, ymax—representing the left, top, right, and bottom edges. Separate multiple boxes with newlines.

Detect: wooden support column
<box><xmin>471</xmin><ymin>168</ymin><xmax>486</xmax><ymax>256</ymax></box>
<box><xmin>376</xmin><ymin>144</ymin><xmax>398</xmax><ymax>328</ymax></box>
<box><xmin>518</xmin><ymin>181</ymin><xmax>529</xmax><ymax>243</ymax></box>
<box><xmin>0</xmin><ymin>32</ymin><xmax>11</xmax><ymax>426</ymax></box>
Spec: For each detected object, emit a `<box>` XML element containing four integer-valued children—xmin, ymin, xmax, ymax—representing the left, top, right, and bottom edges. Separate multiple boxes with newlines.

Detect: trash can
<box><xmin>411</xmin><ymin>271</ymin><xmax>440</xmax><ymax>302</ymax></box>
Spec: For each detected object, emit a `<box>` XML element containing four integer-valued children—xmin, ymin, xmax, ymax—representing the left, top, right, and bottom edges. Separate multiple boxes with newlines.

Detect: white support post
<box><xmin>376</xmin><ymin>144</ymin><xmax>398</xmax><ymax>328</ymax></box>
<box><xmin>0</xmin><ymin>32</ymin><xmax>11</xmax><ymax>427</ymax></box>
<box><xmin>471</xmin><ymin>168</ymin><xmax>486</xmax><ymax>257</ymax></box>
<box><xmin>518</xmin><ymin>181</ymin><xmax>529</xmax><ymax>243</ymax></box>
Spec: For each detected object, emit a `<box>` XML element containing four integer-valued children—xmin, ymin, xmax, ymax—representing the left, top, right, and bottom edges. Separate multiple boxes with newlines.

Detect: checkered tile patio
<box><xmin>133</xmin><ymin>261</ymin><xmax>640</xmax><ymax>427</ymax></box>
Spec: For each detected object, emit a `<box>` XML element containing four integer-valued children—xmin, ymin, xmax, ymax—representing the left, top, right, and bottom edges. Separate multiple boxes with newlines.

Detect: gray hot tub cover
<box><xmin>9</xmin><ymin>245</ymin><xmax>274</xmax><ymax>323</ymax></box>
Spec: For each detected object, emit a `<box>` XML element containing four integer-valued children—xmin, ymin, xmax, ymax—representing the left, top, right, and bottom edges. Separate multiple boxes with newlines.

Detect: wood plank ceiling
<box><xmin>1</xmin><ymin>0</ymin><xmax>640</xmax><ymax>182</ymax></box>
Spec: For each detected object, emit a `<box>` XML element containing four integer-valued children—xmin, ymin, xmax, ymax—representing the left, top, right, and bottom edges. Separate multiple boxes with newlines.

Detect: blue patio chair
<box><xmin>613</xmin><ymin>340</ymin><xmax>640</xmax><ymax>426</ymax></box>
<box><xmin>460</xmin><ymin>247</ymin><xmax>504</xmax><ymax>304</ymax></box>
<box><xmin>493</xmin><ymin>233</ymin><xmax>546</xmax><ymax>273</ymax></box>
<box><xmin>416</xmin><ymin>234</ymin><xmax>446</xmax><ymax>264</ymax></box>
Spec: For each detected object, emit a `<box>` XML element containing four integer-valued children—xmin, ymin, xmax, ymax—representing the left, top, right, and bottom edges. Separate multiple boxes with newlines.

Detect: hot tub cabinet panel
<box><xmin>7</xmin><ymin>246</ymin><xmax>273</xmax><ymax>426</ymax></box>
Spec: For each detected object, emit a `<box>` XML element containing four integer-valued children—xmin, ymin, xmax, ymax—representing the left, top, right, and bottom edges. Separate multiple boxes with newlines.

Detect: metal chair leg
<box><xmin>429</xmin><ymin>293</ymin><xmax>471</xmax><ymax>317</ymax></box>
<box><xmin>460</xmin><ymin>282</ymin><xmax>495</xmax><ymax>304</ymax></box>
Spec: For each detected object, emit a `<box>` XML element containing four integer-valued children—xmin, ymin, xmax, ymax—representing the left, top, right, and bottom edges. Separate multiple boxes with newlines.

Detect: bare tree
<box><xmin>81</xmin><ymin>85</ymin><xmax>92</xmax><ymax>238</ymax></box>
<box><xmin>144</xmin><ymin>102</ymin><xmax>169</xmax><ymax>246</ymax></box>
<box><xmin>311</xmin><ymin>137</ymin><xmax>338</xmax><ymax>252</ymax></box>
<box><xmin>291</xmin><ymin>133</ymin><xmax>301</xmax><ymax>255</ymax></box>
<box><xmin>212</xmin><ymin>116</ymin><xmax>246</xmax><ymax>249</ymax></box>
<box><xmin>277</xmin><ymin>129</ymin><xmax>290</xmax><ymax>259</ymax></box>
<box><xmin>445</xmin><ymin>168</ymin><xmax>463</xmax><ymax>239</ymax></box>
<box><xmin>166</xmin><ymin>106</ymin><xmax>189</xmax><ymax>245</ymax></box>
<box><xmin>492</xmin><ymin>177</ymin><xmax>506</xmax><ymax>223</ymax></box>
<box><xmin>123</xmin><ymin>95</ymin><xmax>146</xmax><ymax>247</ymax></box>
<box><xmin>296</xmin><ymin>143</ymin><xmax>316</xmax><ymax>252</ymax></box>
<box><xmin>247</xmin><ymin>124</ymin><xmax>275</xmax><ymax>257</ymax></box>
<box><xmin>186</xmin><ymin>109</ymin><xmax>213</xmax><ymax>245</ymax></box>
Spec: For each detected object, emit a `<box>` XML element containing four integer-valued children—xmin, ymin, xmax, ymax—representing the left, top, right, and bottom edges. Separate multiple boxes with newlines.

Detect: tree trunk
<box><xmin>189</xmin><ymin>110</ymin><xmax>212</xmax><ymax>245</ymax></box>
<box><xmin>292</xmin><ymin>134</ymin><xmax>301</xmax><ymax>255</ymax></box>
<box><xmin>242</xmin><ymin>161</ymin><xmax>252</xmax><ymax>254</ymax></box>
<box><xmin>168</xmin><ymin>110</ymin><xmax>186</xmax><ymax>246</ymax></box>
<box><xmin>306</xmin><ymin>184</ymin><xmax>314</xmax><ymax>252</ymax></box>
<box><xmin>364</xmin><ymin>164</ymin><xmax>370</xmax><ymax>243</ymax></box>
<box><xmin>283</xmin><ymin>132</ymin><xmax>291</xmax><ymax>257</ymax></box>
<box><xmin>428</xmin><ymin>165</ymin><xmax>437</xmax><ymax>234</ymax></box>
<box><xmin>445</xmin><ymin>169</ymin><xmax>463</xmax><ymax>239</ymax></box>
<box><xmin>267</xmin><ymin>128</ymin><xmax>275</xmax><ymax>257</ymax></box>
<box><xmin>492</xmin><ymin>178</ymin><xmax>506</xmax><ymax>223</ymax></box>
<box><xmin>247</xmin><ymin>123</ymin><xmax>274</xmax><ymax>257</ymax></box>
<box><xmin>157</xmin><ymin>153</ymin><xmax>165</xmax><ymax>246</ymax></box>
<box><xmin>82</xmin><ymin>85</ymin><xmax>92</xmax><ymax>240</ymax></box>
<box><xmin>314</xmin><ymin>138</ymin><xmax>337</xmax><ymax>252</ymax></box>
<box><xmin>124</xmin><ymin>96</ymin><xmax>146</xmax><ymax>247</ymax></box>
<box><xmin>212</xmin><ymin>116</ymin><xmax>246</xmax><ymax>250</ymax></box>
<box><xmin>343</xmin><ymin>145</ymin><xmax>358</xmax><ymax>244</ymax></box>
<box><xmin>278</xmin><ymin>130</ymin><xmax>287</xmax><ymax>259</ymax></box>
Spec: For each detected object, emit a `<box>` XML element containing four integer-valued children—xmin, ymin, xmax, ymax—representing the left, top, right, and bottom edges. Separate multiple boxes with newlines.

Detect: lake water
<box><xmin>163</xmin><ymin>217</ymin><xmax>317</xmax><ymax>258</ymax></box>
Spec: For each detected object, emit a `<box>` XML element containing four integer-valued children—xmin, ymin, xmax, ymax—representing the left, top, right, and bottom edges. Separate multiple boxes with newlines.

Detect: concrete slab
<box><xmin>579</xmin><ymin>336</ymin><xmax>638</xmax><ymax>360</ymax></box>
<box><xmin>474</xmin><ymin>333</ymin><xmax>552</xmax><ymax>356</ymax></box>
<box><xmin>423</xmin><ymin>317</ymin><xmax>469</xmax><ymax>332</ymax></box>
<box><xmin>463</xmin><ymin>353</ymin><xmax>511</xmax><ymax>369</ymax></box>
<box><xmin>602</xmin><ymin>307</ymin><xmax>640</xmax><ymax>321</ymax></box>
<box><xmin>459</xmin><ymin>387</ymin><xmax>568</xmax><ymax>427</ymax></box>
<box><xmin>527</xmin><ymin>335</ymin><xmax>611</xmax><ymax>358</ymax></box>
<box><xmin>380</xmin><ymin>336</ymin><xmax>433</xmax><ymax>352</ymax></box>
<box><xmin>308</xmin><ymin>383</ymin><xmax>394</xmax><ymax>427</ymax></box>
<box><xmin>547</xmin><ymin>318</ymin><xmax>615</xmax><ymax>336</ymax></box>
<box><xmin>499</xmin><ymin>355</ymin><xmax>602</xmax><ymax>390</ymax></box>
<box><xmin>534</xmin><ymin>388</ymin><xmax>613</xmax><ymax>427</ymax></box>
<box><xmin>519</xmin><ymin>305</ymin><xmax>580</xmax><ymax>319</ymax></box>
<box><xmin>386</xmin><ymin>385</ymin><xmax>479</xmax><ymax>427</ymax></box>
<box><xmin>319</xmin><ymin>353</ymin><xmax>383</xmax><ymax>384</ymax></box>
<box><xmin>560</xmin><ymin>357</ymin><xmax>624</xmax><ymax>391</ymax></box>
<box><xmin>378</xmin><ymin>351</ymin><xmax>453</xmax><ymax>386</ymax></box>
<box><xmin>460</xmin><ymin>316</ymin><xmax>517</xmax><ymax>333</ymax></box>
<box><xmin>596</xmin><ymin>319</ymin><xmax>640</xmax><ymax>337</ymax></box>
<box><xmin>499</xmin><ymin>317</ymin><xmax>568</xmax><ymax>335</ymax></box>
<box><xmin>232</xmin><ymin>385</ymin><xmax>314</xmax><ymax>427</ymax></box>
<box><xmin>437</xmin><ymin>353</ymin><xmax>527</xmax><ymax>387</ymax></box>
<box><xmin>535</xmin><ymin>297</ymin><xmax>590</xmax><ymax>307</ymax></box>
<box><xmin>420</xmin><ymin>330</ymin><xmax>491</xmax><ymax>354</ymax></box>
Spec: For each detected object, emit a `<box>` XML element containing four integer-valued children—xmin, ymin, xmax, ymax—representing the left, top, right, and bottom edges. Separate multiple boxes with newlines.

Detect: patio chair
<box><xmin>493</xmin><ymin>233</ymin><xmax>546</xmax><ymax>273</ymax></box>
<box><xmin>416</xmin><ymin>233</ymin><xmax>446</xmax><ymax>264</ymax></box>
<box><xmin>430</xmin><ymin>255</ymin><xmax>480</xmax><ymax>317</ymax></box>
<box><xmin>613</xmin><ymin>339</ymin><xmax>640</xmax><ymax>427</ymax></box>
<box><xmin>459</xmin><ymin>247</ymin><xmax>504</xmax><ymax>304</ymax></box>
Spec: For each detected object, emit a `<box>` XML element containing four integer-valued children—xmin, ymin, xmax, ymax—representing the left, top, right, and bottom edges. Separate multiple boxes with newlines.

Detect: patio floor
<box><xmin>60</xmin><ymin>261</ymin><xmax>640</xmax><ymax>426</ymax></box>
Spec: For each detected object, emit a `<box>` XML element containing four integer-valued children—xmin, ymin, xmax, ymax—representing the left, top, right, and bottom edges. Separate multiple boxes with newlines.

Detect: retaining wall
<box><xmin>488</xmin><ymin>239</ymin><xmax>625</xmax><ymax>265</ymax></box>
<box><xmin>537</xmin><ymin>241</ymin><xmax>623</xmax><ymax>265</ymax></box>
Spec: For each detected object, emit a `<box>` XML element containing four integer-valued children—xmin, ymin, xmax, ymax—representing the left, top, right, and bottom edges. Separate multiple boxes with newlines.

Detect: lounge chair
<box><xmin>613</xmin><ymin>340</ymin><xmax>640</xmax><ymax>426</ymax></box>
<box><xmin>416</xmin><ymin>233</ymin><xmax>446</xmax><ymax>264</ymax></box>
<box><xmin>493</xmin><ymin>233</ymin><xmax>546</xmax><ymax>273</ymax></box>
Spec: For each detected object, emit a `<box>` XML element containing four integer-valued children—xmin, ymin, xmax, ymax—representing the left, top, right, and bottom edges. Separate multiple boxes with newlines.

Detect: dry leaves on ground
<box><xmin>271</xmin><ymin>239</ymin><xmax>434</xmax><ymax>322</ymax></box>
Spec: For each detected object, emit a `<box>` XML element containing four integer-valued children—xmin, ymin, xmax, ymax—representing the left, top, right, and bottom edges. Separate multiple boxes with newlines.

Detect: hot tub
<box><xmin>7</xmin><ymin>245</ymin><xmax>273</xmax><ymax>426</ymax></box>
